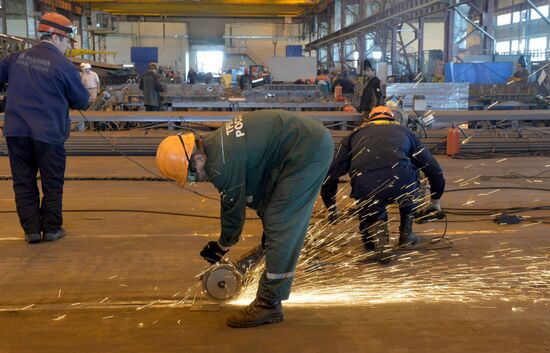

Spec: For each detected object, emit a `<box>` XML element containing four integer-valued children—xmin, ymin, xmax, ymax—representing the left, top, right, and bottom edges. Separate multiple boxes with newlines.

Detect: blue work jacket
<box><xmin>0</xmin><ymin>41</ymin><xmax>89</xmax><ymax>144</ymax></box>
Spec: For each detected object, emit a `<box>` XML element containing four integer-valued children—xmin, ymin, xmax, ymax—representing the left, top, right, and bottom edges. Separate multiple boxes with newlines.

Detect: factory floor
<box><xmin>0</xmin><ymin>155</ymin><xmax>549</xmax><ymax>353</ymax></box>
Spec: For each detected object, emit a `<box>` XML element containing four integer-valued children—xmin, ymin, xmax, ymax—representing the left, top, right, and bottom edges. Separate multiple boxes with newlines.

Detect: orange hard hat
<box><xmin>38</xmin><ymin>12</ymin><xmax>77</xmax><ymax>41</ymax></box>
<box><xmin>156</xmin><ymin>133</ymin><xmax>196</xmax><ymax>186</ymax></box>
<box><xmin>368</xmin><ymin>105</ymin><xmax>394</xmax><ymax>121</ymax></box>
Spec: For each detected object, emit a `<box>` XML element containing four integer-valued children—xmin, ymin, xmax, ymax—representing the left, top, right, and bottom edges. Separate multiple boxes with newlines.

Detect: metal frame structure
<box><xmin>303</xmin><ymin>0</ymin><xmax>550</xmax><ymax>79</ymax></box>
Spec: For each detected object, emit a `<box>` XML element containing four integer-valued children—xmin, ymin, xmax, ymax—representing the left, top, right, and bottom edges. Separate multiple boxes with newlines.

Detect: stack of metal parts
<box><xmin>386</xmin><ymin>83</ymin><xmax>469</xmax><ymax>110</ymax></box>
<box><xmin>2</xmin><ymin>128</ymin><xmax>550</xmax><ymax>157</ymax></box>
<box><xmin>244</xmin><ymin>84</ymin><xmax>328</xmax><ymax>103</ymax></box>
<box><xmin>471</xmin><ymin>84</ymin><xmax>542</xmax><ymax>108</ymax></box>
<box><xmin>93</xmin><ymin>67</ymin><xmax>139</xmax><ymax>87</ymax></box>
<box><xmin>126</xmin><ymin>83</ymin><xmax>225</xmax><ymax>103</ymax></box>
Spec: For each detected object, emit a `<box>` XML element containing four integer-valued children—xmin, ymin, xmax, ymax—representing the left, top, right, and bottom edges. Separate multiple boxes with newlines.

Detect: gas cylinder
<box><xmin>446</xmin><ymin>127</ymin><xmax>460</xmax><ymax>156</ymax></box>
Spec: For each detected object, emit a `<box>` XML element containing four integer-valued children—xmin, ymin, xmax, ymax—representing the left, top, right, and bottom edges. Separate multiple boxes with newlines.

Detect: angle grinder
<box><xmin>200</xmin><ymin>244</ymin><xmax>265</xmax><ymax>302</ymax></box>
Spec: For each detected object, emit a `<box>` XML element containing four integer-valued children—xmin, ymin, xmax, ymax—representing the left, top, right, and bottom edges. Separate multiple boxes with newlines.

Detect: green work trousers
<box><xmin>257</xmin><ymin>131</ymin><xmax>333</xmax><ymax>302</ymax></box>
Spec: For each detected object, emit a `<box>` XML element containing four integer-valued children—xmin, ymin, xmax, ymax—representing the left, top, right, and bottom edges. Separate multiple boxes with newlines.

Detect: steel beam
<box><xmin>418</xmin><ymin>17</ymin><xmax>424</xmax><ymax>73</ymax></box>
<box><xmin>454</xmin><ymin>7</ymin><xmax>495</xmax><ymax>43</ymax></box>
<box><xmin>2</xmin><ymin>110</ymin><xmax>548</xmax><ymax>124</ymax></box>
<box><xmin>305</xmin><ymin>0</ymin><xmax>472</xmax><ymax>51</ymax></box>
<box><xmin>85</xmin><ymin>3</ymin><xmax>308</xmax><ymax>17</ymax></box>
<box><xmin>525</xmin><ymin>0</ymin><xmax>550</xmax><ymax>26</ymax></box>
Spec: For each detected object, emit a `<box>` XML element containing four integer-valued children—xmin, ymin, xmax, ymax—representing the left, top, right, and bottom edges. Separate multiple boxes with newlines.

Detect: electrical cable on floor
<box><xmin>0</xmin><ymin>208</ymin><xmax>260</xmax><ymax>220</ymax></box>
<box><xmin>76</xmin><ymin>110</ymin><xmax>219</xmax><ymax>201</ymax></box>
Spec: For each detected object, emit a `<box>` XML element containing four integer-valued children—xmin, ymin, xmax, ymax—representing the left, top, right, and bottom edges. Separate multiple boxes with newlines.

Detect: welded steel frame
<box><xmin>525</xmin><ymin>0</ymin><xmax>550</xmax><ymax>26</ymax></box>
<box><xmin>307</xmin><ymin>0</ymin><xmax>474</xmax><ymax>78</ymax></box>
<box><xmin>445</xmin><ymin>0</ymin><xmax>495</xmax><ymax>61</ymax></box>
<box><xmin>393</xmin><ymin>18</ymin><xmax>425</xmax><ymax>76</ymax></box>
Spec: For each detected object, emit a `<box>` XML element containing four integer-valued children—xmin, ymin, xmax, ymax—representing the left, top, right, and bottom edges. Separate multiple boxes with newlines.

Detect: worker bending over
<box><xmin>321</xmin><ymin>106</ymin><xmax>445</xmax><ymax>259</ymax></box>
<box><xmin>156</xmin><ymin>110</ymin><xmax>333</xmax><ymax>327</ymax></box>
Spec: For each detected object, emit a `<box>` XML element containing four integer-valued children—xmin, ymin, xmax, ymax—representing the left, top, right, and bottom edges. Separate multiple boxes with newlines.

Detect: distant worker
<box><xmin>187</xmin><ymin>67</ymin><xmax>199</xmax><ymax>84</ymax></box>
<box><xmin>204</xmin><ymin>72</ymin><xmax>213</xmax><ymax>85</ymax></box>
<box><xmin>510</xmin><ymin>63</ymin><xmax>530</xmax><ymax>85</ymax></box>
<box><xmin>357</xmin><ymin>66</ymin><xmax>383</xmax><ymax>118</ymax></box>
<box><xmin>139</xmin><ymin>63</ymin><xmax>164</xmax><ymax>111</ymax></box>
<box><xmin>316</xmin><ymin>72</ymin><xmax>331</xmax><ymax>94</ymax></box>
<box><xmin>80</xmin><ymin>62</ymin><xmax>100</xmax><ymax>103</ymax></box>
<box><xmin>156</xmin><ymin>110</ymin><xmax>333</xmax><ymax>328</ymax></box>
<box><xmin>238</xmin><ymin>68</ymin><xmax>252</xmax><ymax>90</ymax></box>
<box><xmin>321</xmin><ymin>106</ymin><xmax>445</xmax><ymax>259</ymax></box>
<box><xmin>0</xmin><ymin>12</ymin><xmax>89</xmax><ymax>243</ymax></box>
<box><xmin>331</xmin><ymin>77</ymin><xmax>355</xmax><ymax>94</ymax></box>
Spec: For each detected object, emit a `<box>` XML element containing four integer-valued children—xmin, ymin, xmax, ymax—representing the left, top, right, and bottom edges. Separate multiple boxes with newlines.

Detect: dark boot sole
<box><xmin>43</xmin><ymin>232</ymin><xmax>65</xmax><ymax>242</ymax></box>
<box><xmin>25</xmin><ymin>234</ymin><xmax>41</xmax><ymax>244</ymax></box>
<box><xmin>227</xmin><ymin>314</ymin><xmax>284</xmax><ymax>328</ymax></box>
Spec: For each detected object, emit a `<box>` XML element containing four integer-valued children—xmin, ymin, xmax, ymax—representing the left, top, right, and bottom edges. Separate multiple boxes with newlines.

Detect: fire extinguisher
<box><xmin>334</xmin><ymin>85</ymin><xmax>343</xmax><ymax>101</ymax></box>
<box><xmin>446</xmin><ymin>125</ymin><xmax>461</xmax><ymax>156</ymax></box>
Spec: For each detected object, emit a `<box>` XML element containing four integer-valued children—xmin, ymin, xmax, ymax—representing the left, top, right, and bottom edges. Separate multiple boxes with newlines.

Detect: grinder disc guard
<box><xmin>201</xmin><ymin>263</ymin><xmax>243</xmax><ymax>301</ymax></box>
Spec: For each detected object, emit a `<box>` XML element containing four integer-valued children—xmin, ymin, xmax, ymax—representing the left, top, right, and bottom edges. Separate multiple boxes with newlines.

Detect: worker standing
<box><xmin>187</xmin><ymin>67</ymin><xmax>199</xmax><ymax>84</ymax></box>
<box><xmin>80</xmin><ymin>62</ymin><xmax>100</xmax><ymax>103</ymax></box>
<box><xmin>321</xmin><ymin>106</ymin><xmax>445</xmax><ymax>258</ymax></box>
<box><xmin>139</xmin><ymin>63</ymin><xmax>164</xmax><ymax>111</ymax></box>
<box><xmin>0</xmin><ymin>12</ymin><xmax>89</xmax><ymax>243</ymax></box>
<box><xmin>509</xmin><ymin>63</ymin><xmax>530</xmax><ymax>85</ymax></box>
<box><xmin>156</xmin><ymin>110</ymin><xmax>333</xmax><ymax>327</ymax></box>
<box><xmin>357</xmin><ymin>66</ymin><xmax>383</xmax><ymax>119</ymax></box>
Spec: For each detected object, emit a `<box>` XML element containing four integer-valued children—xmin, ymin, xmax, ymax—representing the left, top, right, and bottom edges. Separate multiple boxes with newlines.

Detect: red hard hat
<box><xmin>368</xmin><ymin>105</ymin><xmax>394</xmax><ymax>121</ymax></box>
<box><xmin>38</xmin><ymin>12</ymin><xmax>77</xmax><ymax>41</ymax></box>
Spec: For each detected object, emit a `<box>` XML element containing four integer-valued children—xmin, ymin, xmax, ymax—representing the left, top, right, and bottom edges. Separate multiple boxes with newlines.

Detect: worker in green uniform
<box><xmin>156</xmin><ymin>110</ymin><xmax>333</xmax><ymax>328</ymax></box>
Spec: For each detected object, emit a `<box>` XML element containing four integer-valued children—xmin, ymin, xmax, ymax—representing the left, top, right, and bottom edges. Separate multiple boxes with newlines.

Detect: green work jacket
<box><xmin>203</xmin><ymin>110</ymin><xmax>327</xmax><ymax>247</ymax></box>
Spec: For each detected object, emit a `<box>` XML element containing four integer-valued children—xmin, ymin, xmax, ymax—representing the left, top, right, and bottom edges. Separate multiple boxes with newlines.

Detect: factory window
<box><xmin>510</xmin><ymin>39</ymin><xmax>525</xmax><ymax>53</ymax></box>
<box><xmin>332</xmin><ymin>43</ymin><xmax>340</xmax><ymax>62</ymax></box>
<box><xmin>512</xmin><ymin>10</ymin><xmax>527</xmax><ymax>23</ymax></box>
<box><xmin>528</xmin><ymin>36</ymin><xmax>547</xmax><ymax>61</ymax></box>
<box><xmin>531</xmin><ymin>5</ymin><xmax>549</xmax><ymax>20</ymax></box>
<box><xmin>371</xmin><ymin>51</ymin><xmax>383</xmax><ymax>60</ymax></box>
<box><xmin>333</xmin><ymin>0</ymin><xmax>342</xmax><ymax>32</ymax></box>
<box><xmin>496</xmin><ymin>41</ymin><xmax>510</xmax><ymax>54</ymax></box>
<box><xmin>196</xmin><ymin>50</ymin><xmax>224</xmax><ymax>74</ymax></box>
<box><xmin>496</xmin><ymin>13</ymin><xmax>511</xmax><ymax>26</ymax></box>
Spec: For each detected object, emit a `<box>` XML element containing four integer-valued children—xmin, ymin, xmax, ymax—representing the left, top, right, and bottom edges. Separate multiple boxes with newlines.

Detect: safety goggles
<box><xmin>40</xmin><ymin>18</ymin><xmax>78</xmax><ymax>40</ymax></box>
<box><xmin>67</xmin><ymin>26</ymin><xmax>78</xmax><ymax>40</ymax></box>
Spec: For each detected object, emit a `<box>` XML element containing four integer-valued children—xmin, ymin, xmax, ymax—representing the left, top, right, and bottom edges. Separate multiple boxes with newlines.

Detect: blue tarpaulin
<box><xmin>444</xmin><ymin>62</ymin><xmax>514</xmax><ymax>84</ymax></box>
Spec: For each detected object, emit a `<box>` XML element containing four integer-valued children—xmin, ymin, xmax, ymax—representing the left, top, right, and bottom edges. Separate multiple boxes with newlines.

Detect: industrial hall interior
<box><xmin>0</xmin><ymin>0</ymin><xmax>549</xmax><ymax>351</ymax></box>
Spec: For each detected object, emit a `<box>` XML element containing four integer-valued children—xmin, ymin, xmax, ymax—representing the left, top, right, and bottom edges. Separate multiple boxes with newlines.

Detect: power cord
<box><xmin>76</xmin><ymin>110</ymin><xmax>219</xmax><ymax>201</ymax></box>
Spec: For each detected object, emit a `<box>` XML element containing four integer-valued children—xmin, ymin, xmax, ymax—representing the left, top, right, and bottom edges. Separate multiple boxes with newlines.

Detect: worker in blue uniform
<box><xmin>0</xmin><ymin>12</ymin><xmax>89</xmax><ymax>243</ymax></box>
<box><xmin>156</xmin><ymin>110</ymin><xmax>333</xmax><ymax>327</ymax></box>
<box><xmin>321</xmin><ymin>106</ymin><xmax>445</xmax><ymax>258</ymax></box>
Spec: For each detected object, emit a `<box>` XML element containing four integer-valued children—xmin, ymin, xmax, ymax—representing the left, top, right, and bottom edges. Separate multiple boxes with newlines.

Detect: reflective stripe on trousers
<box><xmin>266</xmin><ymin>271</ymin><xmax>295</xmax><ymax>280</ymax></box>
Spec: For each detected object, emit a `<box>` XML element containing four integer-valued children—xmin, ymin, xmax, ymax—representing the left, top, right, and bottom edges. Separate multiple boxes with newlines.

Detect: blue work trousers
<box><xmin>6</xmin><ymin>137</ymin><xmax>66</xmax><ymax>235</ymax></box>
<box><xmin>354</xmin><ymin>165</ymin><xmax>420</xmax><ymax>232</ymax></box>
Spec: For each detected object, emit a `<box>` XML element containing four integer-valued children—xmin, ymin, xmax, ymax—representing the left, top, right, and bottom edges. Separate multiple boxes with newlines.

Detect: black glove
<box><xmin>415</xmin><ymin>200</ymin><xmax>446</xmax><ymax>224</ymax></box>
<box><xmin>200</xmin><ymin>241</ymin><xmax>229</xmax><ymax>264</ymax></box>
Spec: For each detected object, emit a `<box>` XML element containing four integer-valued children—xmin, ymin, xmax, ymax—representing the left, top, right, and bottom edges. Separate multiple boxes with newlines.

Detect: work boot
<box><xmin>399</xmin><ymin>216</ymin><xmax>418</xmax><ymax>247</ymax></box>
<box><xmin>43</xmin><ymin>228</ymin><xmax>65</xmax><ymax>242</ymax></box>
<box><xmin>24</xmin><ymin>233</ymin><xmax>41</xmax><ymax>244</ymax></box>
<box><xmin>361</xmin><ymin>221</ymin><xmax>392</xmax><ymax>264</ymax></box>
<box><xmin>227</xmin><ymin>297</ymin><xmax>284</xmax><ymax>328</ymax></box>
